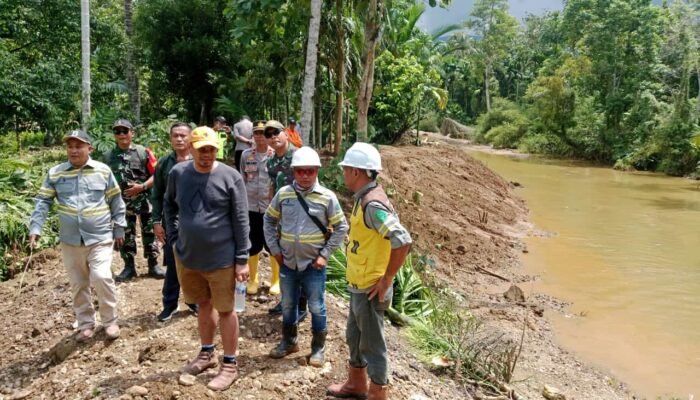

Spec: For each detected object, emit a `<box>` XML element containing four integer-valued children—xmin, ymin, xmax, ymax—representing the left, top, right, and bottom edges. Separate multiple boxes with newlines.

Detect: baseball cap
<box><xmin>112</xmin><ymin>119</ymin><xmax>133</xmax><ymax>131</ymax></box>
<box><xmin>288</xmin><ymin>118</ymin><xmax>296</xmax><ymax>124</ymax></box>
<box><xmin>253</xmin><ymin>120</ymin><xmax>266</xmax><ymax>132</ymax></box>
<box><xmin>190</xmin><ymin>126</ymin><xmax>219</xmax><ymax>149</ymax></box>
<box><xmin>63</xmin><ymin>130</ymin><xmax>92</xmax><ymax>145</ymax></box>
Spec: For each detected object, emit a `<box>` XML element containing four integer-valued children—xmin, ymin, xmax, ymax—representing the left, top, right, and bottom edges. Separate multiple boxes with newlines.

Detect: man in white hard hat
<box><xmin>327</xmin><ymin>142</ymin><xmax>412</xmax><ymax>400</ymax></box>
<box><xmin>263</xmin><ymin>146</ymin><xmax>348</xmax><ymax>367</ymax></box>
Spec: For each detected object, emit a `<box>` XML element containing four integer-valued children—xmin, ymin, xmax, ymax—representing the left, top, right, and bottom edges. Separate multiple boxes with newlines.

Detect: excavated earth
<box><xmin>0</xmin><ymin>136</ymin><xmax>632</xmax><ymax>400</ymax></box>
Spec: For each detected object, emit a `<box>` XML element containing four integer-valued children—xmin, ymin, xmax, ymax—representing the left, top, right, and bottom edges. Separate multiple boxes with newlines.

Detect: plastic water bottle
<box><xmin>234</xmin><ymin>281</ymin><xmax>246</xmax><ymax>313</ymax></box>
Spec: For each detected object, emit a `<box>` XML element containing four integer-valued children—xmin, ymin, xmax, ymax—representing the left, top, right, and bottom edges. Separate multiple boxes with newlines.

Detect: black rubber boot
<box><xmin>147</xmin><ymin>258</ymin><xmax>166</xmax><ymax>279</ymax></box>
<box><xmin>116</xmin><ymin>259</ymin><xmax>137</xmax><ymax>282</ymax></box>
<box><xmin>268</xmin><ymin>301</ymin><xmax>283</xmax><ymax>315</ymax></box>
<box><xmin>309</xmin><ymin>330</ymin><xmax>326</xmax><ymax>367</ymax></box>
<box><xmin>269</xmin><ymin>324</ymin><xmax>299</xmax><ymax>359</ymax></box>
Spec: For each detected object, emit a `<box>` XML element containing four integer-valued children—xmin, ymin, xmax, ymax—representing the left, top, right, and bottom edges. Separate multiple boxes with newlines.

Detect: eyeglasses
<box><xmin>113</xmin><ymin>129</ymin><xmax>129</xmax><ymax>135</ymax></box>
<box><xmin>264</xmin><ymin>129</ymin><xmax>281</xmax><ymax>139</ymax></box>
<box><xmin>293</xmin><ymin>168</ymin><xmax>318</xmax><ymax>176</ymax></box>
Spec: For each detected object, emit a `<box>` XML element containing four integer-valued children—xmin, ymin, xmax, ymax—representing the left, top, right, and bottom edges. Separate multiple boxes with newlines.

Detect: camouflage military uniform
<box><xmin>103</xmin><ymin>144</ymin><xmax>159</xmax><ymax>268</ymax></box>
<box><xmin>267</xmin><ymin>143</ymin><xmax>297</xmax><ymax>194</ymax></box>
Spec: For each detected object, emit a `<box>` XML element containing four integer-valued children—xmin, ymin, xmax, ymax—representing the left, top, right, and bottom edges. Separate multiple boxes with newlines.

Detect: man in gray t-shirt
<box><xmin>232</xmin><ymin>116</ymin><xmax>253</xmax><ymax>172</ymax></box>
<box><xmin>163</xmin><ymin>126</ymin><xmax>250</xmax><ymax>392</ymax></box>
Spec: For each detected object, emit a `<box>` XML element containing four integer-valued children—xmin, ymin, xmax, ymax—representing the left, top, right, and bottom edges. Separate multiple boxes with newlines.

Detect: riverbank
<box><xmin>380</xmin><ymin>136</ymin><xmax>631</xmax><ymax>399</ymax></box>
<box><xmin>0</xmin><ymin>139</ymin><xmax>633</xmax><ymax>399</ymax></box>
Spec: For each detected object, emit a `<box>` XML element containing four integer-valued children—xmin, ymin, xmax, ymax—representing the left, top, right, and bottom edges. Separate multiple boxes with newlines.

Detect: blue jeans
<box><xmin>280</xmin><ymin>264</ymin><xmax>326</xmax><ymax>332</ymax></box>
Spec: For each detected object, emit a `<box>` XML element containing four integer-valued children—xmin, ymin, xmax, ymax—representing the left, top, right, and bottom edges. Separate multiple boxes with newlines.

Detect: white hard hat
<box><xmin>291</xmin><ymin>146</ymin><xmax>322</xmax><ymax>167</ymax></box>
<box><xmin>338</xmin><ymin>142</ymin><xmax>382</xmax><ymax>171</ymax></box>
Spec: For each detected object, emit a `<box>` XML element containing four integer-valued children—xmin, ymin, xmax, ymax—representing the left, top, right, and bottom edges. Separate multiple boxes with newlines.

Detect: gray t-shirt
<box><xmin>233</xmin><ymin>119</ymin><xmax>253</xmax><ymax>152</ymax></box>
<box><xmin>163</xmin><ymin>161</ymin><xmax>250</xmax><ymax>270</ymax></box>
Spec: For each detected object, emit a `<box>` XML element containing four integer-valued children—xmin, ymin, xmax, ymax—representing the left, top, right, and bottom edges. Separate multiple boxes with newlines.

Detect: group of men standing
<box><xmin>29</xmin><ymin>116</ymin><xmax>411</xmax><ymax>399</ymax></box>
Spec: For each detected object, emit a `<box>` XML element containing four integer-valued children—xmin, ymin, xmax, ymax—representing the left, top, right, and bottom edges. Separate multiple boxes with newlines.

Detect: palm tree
<box><xmin>124</xmin><ymin>0</ymin><xmax>140</xmax><ymax>122</ymax></box>
<box><xmin>80</xmin><ymin>0</ymin><xmax>90</xmax><ymax>130</ymax></box>
<box><xmin>300</xmin><ymin>0</ymin><xmax>323</xmax><ymax>144</ymax></box>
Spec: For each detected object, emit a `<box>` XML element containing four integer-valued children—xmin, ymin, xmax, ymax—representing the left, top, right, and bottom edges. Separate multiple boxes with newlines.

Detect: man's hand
<box><xmin>235</xmin><ymin>263</ymin><xmax>249</xmax><ymax>282</ymax></box>
<box><xmin>274</xmin><ymin>254</ymin><xmax>284</xmax><ymax>267</ymax></box>
<box><xmin>154</xmin><ymin>223</ymin><xmax>165</xmax><ymax>244</ymax></box>
<box><xmin>124</xmin><ymin>182</ymin><xmax>144</xmax><ymax>198</ymax></box>
<box><xmin>28</xmin><ymin>234</ymin><xmax>40</xmax><ymax>249</ymax></box>
<box><xmin>114</xmin><ymin>237</ymin><xmax>125</xmax><ymax>250</ymax></box>
<box><xmin>368</xmin><ymin>276</ymin><xmax>391</xmax><ymax>301</ymax></box>
<box><xmin>312</xmin><ymin>255</ymin><xmax>327</xmax><ymax>270</ymax></box>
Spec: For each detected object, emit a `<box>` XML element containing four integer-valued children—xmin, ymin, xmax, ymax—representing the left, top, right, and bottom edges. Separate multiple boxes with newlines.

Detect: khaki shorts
<box><xmin>174</xmin><ymin>247</ymin><xmax>235</xmax><ymax>313</ymax></box>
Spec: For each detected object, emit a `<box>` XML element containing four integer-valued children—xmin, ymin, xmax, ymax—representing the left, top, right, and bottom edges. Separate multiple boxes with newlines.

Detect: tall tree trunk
<box><xmin>300</xmin><ymin>0</ymin><xmax>323</xmax><ymax>144</ymax></box>
<box><xmin>80</xmin><ymin>0</ymin><xmax>91</xmax><ymax>131</ymax></box>
<box><xmin>333</xmin><ymin>0</ymin><xmax>344</xmax><ymax>155</ymax></box>
<box><xmin>484</xmin><ymin>65</ymin><xmax>491</xmax><ymax>113</ymax></box>
<box><xmin>315</xmin><ymin>96</ymin><xmax>322</xmax><ymax>147</ymax></box>
<box><xmin>356</xmin><ymin>0</ymin><xmax>383</xmax><ymax>142</ymax></box>
<box><xmin>124</xmin><ymin>0</ymin><xmax>140</xmax><ymax>122</ymax></box>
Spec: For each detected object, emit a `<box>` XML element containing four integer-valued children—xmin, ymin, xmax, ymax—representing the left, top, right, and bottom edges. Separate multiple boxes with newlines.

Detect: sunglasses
<box><xmin>293</xmin><ymin>168</ymin><xmax>318</xmax><ymax>176</ymax></box>
<box><xmin>113</xmin><ymin>129</ymin><xmax>129</xmax><ymax>135</ymax></box>
<box><xmin>264</xmin><ymin>129</ymin><xmax>281</xmax><ymax>139</ymax></box>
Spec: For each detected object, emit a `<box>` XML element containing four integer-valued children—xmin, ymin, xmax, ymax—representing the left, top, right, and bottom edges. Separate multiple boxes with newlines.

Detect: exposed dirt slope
<box><xmin>0</xmin><ymin>138</ymin><xmax>631</xmax><ymax>400</ymax></box>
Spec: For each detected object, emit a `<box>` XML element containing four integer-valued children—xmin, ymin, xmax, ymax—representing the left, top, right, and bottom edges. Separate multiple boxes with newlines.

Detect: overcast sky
<box><xmin>417</xmin><ymin>0</ymin><xmax>563</xmax><ymax>32</ymax></box>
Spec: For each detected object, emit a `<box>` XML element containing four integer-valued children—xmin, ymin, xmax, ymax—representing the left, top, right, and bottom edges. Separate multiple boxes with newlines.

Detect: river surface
<box><xmin>465</xmin><ymin>148</ymin><xmax>700</xmax><ymax>398</ymax></box>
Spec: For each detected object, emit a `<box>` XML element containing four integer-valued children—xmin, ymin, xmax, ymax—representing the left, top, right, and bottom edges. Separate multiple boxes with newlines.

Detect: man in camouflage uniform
<box><xmin>264</xmin><ymin>120</ymin><xmax>307</xmax><ymax>320</ymax></box>
<box><xmin>104</xmin><ymin>119</ymin><xmax>165</xmax><ymax>281</ymax></box>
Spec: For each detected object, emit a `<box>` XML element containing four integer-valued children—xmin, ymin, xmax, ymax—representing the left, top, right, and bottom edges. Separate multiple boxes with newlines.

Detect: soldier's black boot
<box><xmin>309</xmin><ymin>330</ymin><xmax>327</xmax><ymax>367</ymax></box>
<box><xmin>269</xmin><ymin>324</ymin><xmax>299</xmax><ymax>359</ymax></box>
<box><xmin>116</xmin><ymin>258</ymin><xmax>137</xmax><ymax>282</ymax></box>
<box><xmin>147</xmin><ymin>258</ymin><xmax>166</xmax><ymax>279</ymax></box>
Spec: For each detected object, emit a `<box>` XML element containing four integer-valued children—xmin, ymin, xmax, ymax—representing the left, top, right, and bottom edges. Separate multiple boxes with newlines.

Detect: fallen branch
<box><xmin>476</xmin><ymin>266</ymin><xmax>509</xmax><ymax>282</ymax></box>
<box><xmin>386</xmin><ymin>307</ymin><xmax>417</xmax><ymax>327</ymax></box>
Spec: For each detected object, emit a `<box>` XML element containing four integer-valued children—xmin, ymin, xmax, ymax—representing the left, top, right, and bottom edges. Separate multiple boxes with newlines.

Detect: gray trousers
<box><xmin>347</xmin><ymin>288</ymin><xmax>392</xmax><ymax>385</ymax></box>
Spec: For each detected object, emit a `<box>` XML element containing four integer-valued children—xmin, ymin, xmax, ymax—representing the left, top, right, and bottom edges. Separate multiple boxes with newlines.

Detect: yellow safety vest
<box><xmin>346</xmin><ymin>199</ymin><xmax>392</xmax><ymax>289</ymax></box>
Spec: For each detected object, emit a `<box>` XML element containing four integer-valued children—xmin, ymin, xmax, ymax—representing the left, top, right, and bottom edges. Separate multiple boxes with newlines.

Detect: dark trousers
<box><xmin>347</xmin><ymin>289</ymin><xmax>393</xmax><ymax>385</ymax></box>
<box><xmin>235</xmin><ymin>150</ymin><xmax>244</xmax><ymax>172</ymax></box>
<box><xmin>161</xmin><ymin>237</ymin><xmax>181</xmax><ymax>309</ymax></box>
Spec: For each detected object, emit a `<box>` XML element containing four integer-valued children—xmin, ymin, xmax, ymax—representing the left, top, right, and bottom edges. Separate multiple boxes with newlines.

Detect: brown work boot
<box><xmin>327</xmin><ymin>364</ymin><xmax>369</xmax><ymax>399</ymax></box>
<box><xmin>207</xmin><ymin>362</ymin><xmax>238</xmax><ymax>391</ymax></box>
<box><xmin>368</xmin><ymin>382</ymin><xmax>388</xmax><ymax>400</ymax></box>
<box><xmin>181</xmin><ymin>350</ymin><xmax>218</xmax><ymax>375</ymax></box>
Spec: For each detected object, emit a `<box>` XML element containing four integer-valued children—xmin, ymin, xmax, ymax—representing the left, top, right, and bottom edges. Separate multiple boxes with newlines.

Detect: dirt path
<box><xmin>0</xmin><ymin>138</ymin><xmax>632</xmax><ymax>399</ymax></box>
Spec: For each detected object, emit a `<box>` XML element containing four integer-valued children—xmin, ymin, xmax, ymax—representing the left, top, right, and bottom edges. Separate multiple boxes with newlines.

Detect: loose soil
<box><xmin>0</xmin><ymin>135</ymin><xmax>632</xmax><ymax>400</ymax></box>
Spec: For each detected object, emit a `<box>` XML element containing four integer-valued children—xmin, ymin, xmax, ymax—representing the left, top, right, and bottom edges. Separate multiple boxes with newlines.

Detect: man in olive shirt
<box><xmin>103</xmin><ymin>119</ymin><xmax>164</xmax><ymax>281</ymax></box>
<box><xmin>152</xmin><ymin>122</ymin><xmax>198</xmax><ymax>321</ymax></box>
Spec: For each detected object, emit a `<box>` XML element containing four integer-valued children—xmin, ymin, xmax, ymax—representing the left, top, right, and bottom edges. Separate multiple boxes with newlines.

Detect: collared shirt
<box><xmin>151</xmin><ymin>151</ymin><xmax>191</xmax><ymax>224</ymax></box>
<box><xmin>352</xmin><ymin>181</ymin><xmax>412</xmax><ymax>249</ymax></box>
<box><xmin>29</xmin><ymin>158</ymin><xmax>127</xmax><ymax>246</ymax></box>
<box><xmin>267</xmin><ymin>144</ymin><xmax>296</xmax><ymax>195</ymax></box>
<box><xmin>263</xmin><ymin>181</ymin><xmax>349</xmax><ymax>271</ymax></box>
<box><xmin>233</xmin><ymin>119</ymin><xmax>254</xmax><ymax>152</ymax></box>
<box><xmin>240</xmin><ymin>147</ymin><xmax>273</xmax><ymax>213</ymax></box>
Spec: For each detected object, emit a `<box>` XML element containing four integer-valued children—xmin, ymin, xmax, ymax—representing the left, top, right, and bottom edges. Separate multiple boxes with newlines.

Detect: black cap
<box><xmin>288</xmin><ymin>118</ymin><xmax>296</xmax><ymax>124</ymax></box>
<box><xmin>214</xmin><ymin>116</ymin><xmax>227</xmax><ymax>124</ymax></box>
<box><xmin>63</xmin><ymin>130</ymin><xmax>92</xmax><ymax>145</ymax></box>
<box><xmin>112</xmin><ymin>119</ymin><xmax>133</xmax><ymax>131</ymax></box>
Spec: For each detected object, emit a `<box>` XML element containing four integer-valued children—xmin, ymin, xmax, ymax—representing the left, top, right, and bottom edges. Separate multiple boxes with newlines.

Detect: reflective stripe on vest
<box><xmin>346</xmin><ymin>199</ymin><xmax>392</xmax><ymax>289</ymax></box>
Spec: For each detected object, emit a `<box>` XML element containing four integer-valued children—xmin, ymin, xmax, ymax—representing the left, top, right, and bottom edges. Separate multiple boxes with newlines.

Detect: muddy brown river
<box><xmin>466</xmin><ymin>148</ymin><xmax>700</xmax><ymax>398</ymax></box>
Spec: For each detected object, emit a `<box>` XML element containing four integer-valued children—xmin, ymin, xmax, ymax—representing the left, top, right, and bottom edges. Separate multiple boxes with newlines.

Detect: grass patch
<box><xmin>326</xmin><ymin>248</ymin><xmax>524</xmax><ymax>397</ymax></box>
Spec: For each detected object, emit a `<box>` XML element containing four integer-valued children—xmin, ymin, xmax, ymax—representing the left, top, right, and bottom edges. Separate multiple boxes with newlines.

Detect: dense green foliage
<box><xmin>458</xmin><ymin>0</ymin><xmax>700</xmax><ymax>176</ymax></box>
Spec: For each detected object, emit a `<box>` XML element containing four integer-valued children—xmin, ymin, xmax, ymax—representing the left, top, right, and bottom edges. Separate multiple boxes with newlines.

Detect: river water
<box><xmin>465</xmin><ymin>148</ymin><xmax>700</xmax><ymax>398</ymax></box>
